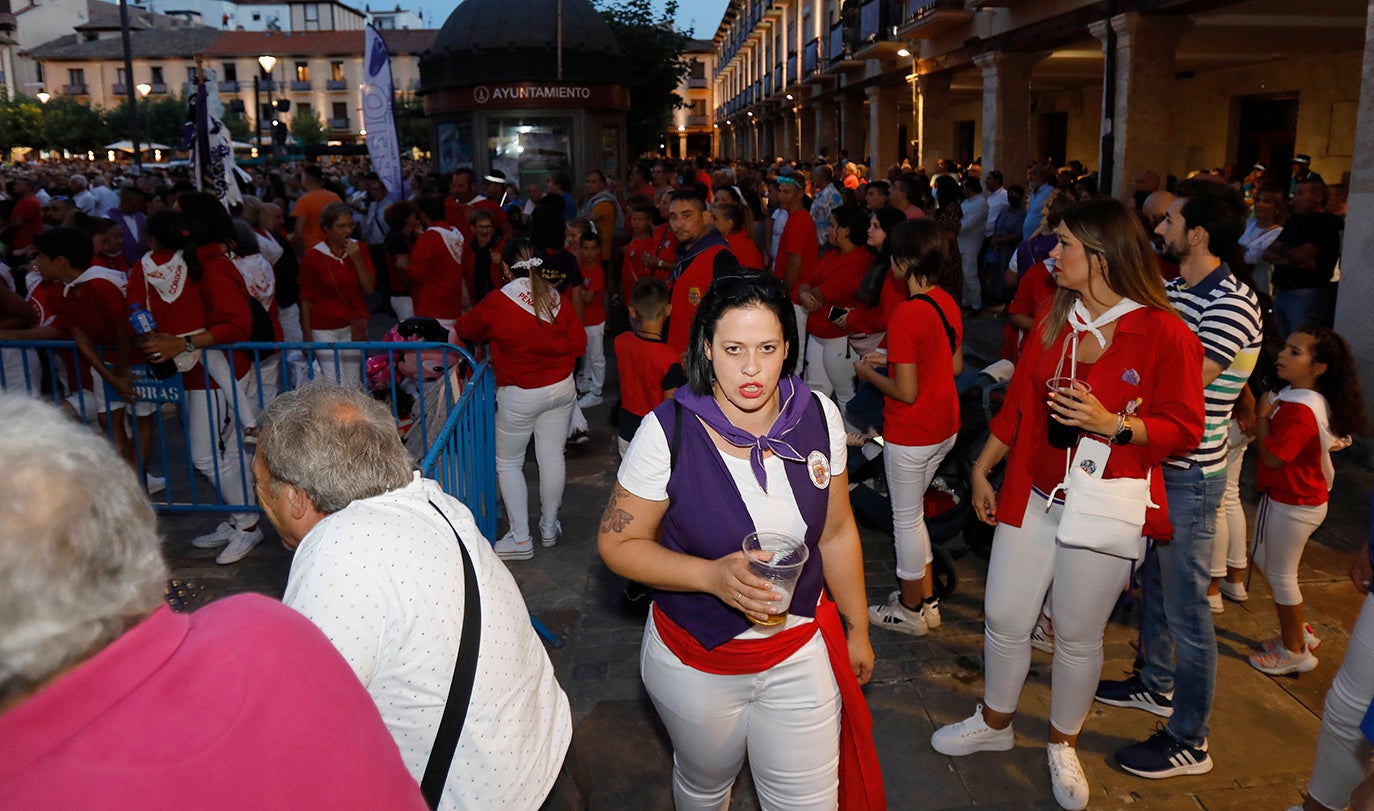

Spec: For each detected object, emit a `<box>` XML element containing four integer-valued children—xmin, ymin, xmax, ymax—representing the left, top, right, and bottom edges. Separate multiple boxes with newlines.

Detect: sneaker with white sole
<box><xmin>215</xmin><ymin>526</ymin><xmax>264</xmax><ymax>564</ymax></box>
<box><xmin>920</xmin><ymin>598</ymin><xmax>941</xmax><ymax>629</ymax></box>
<box><xmin>1030</xmin><ymin>621</ymin><xmax>1055</xmax><ymax>654</ymax></box>
<box><xmin>1115</xmin><ymin>726</ymin><xmax>1213</xmax><ymax>779</ymax></box>
<box><xmin>931</xmin><ymin>704</ymin><xmax>1015</xmax><ymax>756</ymax></box>
<box><xmin>577</xmin><ymin>392</ymin><xmax>604</xmax><ymax>409</ymax></box>
<box><xmin>1047</xmin><ymin>742</ymin><xmax>1090</xmax><ymax>810</ymax></box>
<box><xmin>1261</xmin><ymin>624</ymin><xmax>1321</xmax><ymax>654</ymax></box>
<box><xmin>869</xmin><ymin>592</ymin><xmax>928</xmax><ymax>637</ymax></box>
<box><xmin>494</xmin><ymin>532</ymin><xmax>534</xmax><ymax>561</ymax></box>
<box><xmin>1249</xmin><ymin>645</ymin><xmax>1318</xmax><ymax>676</ymax></box>
<box><xmin>1207</xmin><ymin>592</ymin><xmax>1224</xmax><ymax>613</ymax></box>
<box><xmin>541</xmin><ymin>520</ymin><xmax>562</xmax><ymax>548</ymax></box>
<box><xmin>192</xmin><ymin>521</ymin><xmax>237</xmax><ymax>549</ymax></box>
<box><xmin>145</xmin><ymin>474</ymin><xmax>167</xmax><ymax>494</ymax></box>
<box><xmin>1218</xmin><ymin>580</ymin><xmax>1248</xmax><ymax>602</ymax></box>
<box><xmin>1094</xmin><ymin>674</ymin><xmax>1174</xmax><ymax>717</ymax></box>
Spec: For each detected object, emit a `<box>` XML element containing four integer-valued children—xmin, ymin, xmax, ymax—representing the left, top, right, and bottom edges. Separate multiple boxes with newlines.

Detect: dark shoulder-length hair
<box><xmin>177</xmin><ymin>191</ymin><xmax>237</xmax><ymax>282</ymax></box>
<box><xmin>685</xmin><ymin>269</ymin><xmax>798</xmax><ymax>395</ymax></box>
<box><xmin>856</xmin><ymin>207</ymin><xmax>909</xmax><ymax>306</ymax></box>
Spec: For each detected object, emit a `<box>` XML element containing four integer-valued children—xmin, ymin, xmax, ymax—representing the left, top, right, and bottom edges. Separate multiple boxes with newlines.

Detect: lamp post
<box><xmin>35</xmin><ymin>91</ymin><xmax>50</xmax><ymax>161</ymax></box>
<box><xmin>134</xmin><ymin>82</ymin><xmax>151</xmax><ymax>167</ymax></box>
<box><xmin>898</xmin><ymin>47</ymin><xmax>917</xmax><ymax>166</ymax></box>
<box><xmin>787</xmin><ymin>93</ymin><xmax>800</xmax><ymax>161</ymax></box>
<box><xmin>258</xmin><ymin>54</ymin><xmax>277</xmax><ymax>157</ymax></box>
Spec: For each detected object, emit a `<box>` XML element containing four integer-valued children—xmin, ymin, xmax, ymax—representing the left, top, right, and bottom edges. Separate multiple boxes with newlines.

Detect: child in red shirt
<box><xmin>613</xmin><ymin>276</ymin><xmax>686</xmax><ymax>454</ymax></box>
<box><xmin>1249</xmin><ymin>327</ymin><xmax>1365</xmax><ymax>676</ymax></box>
<box><xmin>620</xmin><ymin>200</ymin><xmax>658</xmax><ymax>310</ymax></box>
<box><xmin>575</xmin><ymin>231</ymin><xmax>608</xmax><ymax>406</ymax></box>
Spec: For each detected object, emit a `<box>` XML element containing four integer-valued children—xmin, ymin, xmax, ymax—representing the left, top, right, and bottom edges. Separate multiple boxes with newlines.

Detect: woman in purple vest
<box><xmin>599</xmin><ymin>269</ymin><xmax>882</xmax><ymax>810</ymax></box>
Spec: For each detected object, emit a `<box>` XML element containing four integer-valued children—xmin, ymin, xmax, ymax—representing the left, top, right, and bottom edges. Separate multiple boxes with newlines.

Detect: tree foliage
<box><xmin>104</xmin><ymin>94</ymin><xmax>197</xmax><ymax>148</ymax></box>
<box><xmin>290</xmin><ymin>107</ymin><xmax>326</xmax><ymax>146</ymax></box>
<box><xmin>393</xmin><ymin>93</ymin><xmax>431</xmax><ymax>157</ymax></box>
<box><xmin>596</xmin><ymin>0</ymin><xmax>692</xmax><ymax>158</ymax></box>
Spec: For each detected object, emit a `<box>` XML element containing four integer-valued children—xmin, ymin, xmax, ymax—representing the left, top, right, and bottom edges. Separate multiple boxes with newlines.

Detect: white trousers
<box><xmin>641</xmin><ymin>613</ymin><xmax>840</xmax><ymax>811</ymax></box>
<box><xmin>310</xmin><ymin>326</ymin><xmax>363</xmax><ymax>387</ymax></box>
<box><xmin>200</xmin><ymin>349</ymin><xmax>258</xmax><ymax>429</ymax></box>
<box><xmin>496</xmin><ymin>375</ymin><xmax>575</xmax><ymax>542</ymax></box>
<box><xmin>983</xmin><ymin>500</ymin><xmax>1141</xmax><ymax>735</ymax></box>
<box><xmin>186</xmin><ymin>376</ymin><xmax>257</xmax><ymax>529</ymax></box>
<box><xmin>802</xmin><ymin>334</ymin><xmax>857</xmax><ymax>414</ymax></box>
<box><xmin>959</xmin><ymin>237</ymin><xmax>982</xmax><ymax>311</ymax></box>
<box><xmin>886</xmin><ymin>435</ymin><xmax>956</xmax><ymax>581</ymax></box>
<box><xmin>277</xmin><ymin>303</ymin><xmax>311</xmax><ymax>387</ymax></box>
<box><xmin>1252</xmin><ymin>494</ymin><xmax>1328</xmax><ymax>606</ymax></box>
<box><xmin>1211</xmin><ymin>427</ymin><xmax>1252</xmax><ymax>577</ymax></box>
<box><xmin>576</xmin><ymin>322</ymin><xmax>606</xmax><ymax>396</ymax></box>
<box><xmin>390</xmin><ymin>296</ymin><xmax>415</xmax><ymax>323</ymax></box>
<box><xmin>793</xmin><ymin>303</ymin><xmax>810</xmax><ymax>372</ymax></box>
<box><xmin>1307</xmin><ymin>592</ymin><xmax>1374</xmax><ymax>809</ymax></box>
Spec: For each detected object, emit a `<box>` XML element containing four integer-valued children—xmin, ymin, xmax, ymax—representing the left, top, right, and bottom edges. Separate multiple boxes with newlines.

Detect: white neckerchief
<box><xmin>64</xmin><ymin>266</ymin><xmax>128</xmax><ymax>296</ymax></box>
<box><xmin>140</xmin><ymin>251</ymin><xmax>189</xmax><ymax>304</ymax></box>
<box><xmin>312</xmin><ymin>240</ymin><xmax>349</xmax><ymax>260</ymax></box>
<box><xmin>500</xmin><ymin>277</ymin><xmax>561</xmax><ymax>323</ymax></box>
<box><xmin>427</xmin><ymin>225</ymin><xmax>465</xmax><ymax>264</ymax></box>
<box><xmin>1067</xmin><ymin>297</ymin><xmax>1144</xmax><ymax>349</ymax></box>
<box><xmin>231</xmin><ymin>252</ymin><xmax>276</xmax><ymax>310</ymax></box>
<box><xmin>1272</xmin><ymin>387</ymin><xmax>1341</xmax><ymax>490</ymax></box>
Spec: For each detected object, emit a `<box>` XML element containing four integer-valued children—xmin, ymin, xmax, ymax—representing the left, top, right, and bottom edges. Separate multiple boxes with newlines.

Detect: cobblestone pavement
<box><xmin>159</xmin><ymin>311</ymin><xmax>1374</xmax><ymax>809</ymax></box>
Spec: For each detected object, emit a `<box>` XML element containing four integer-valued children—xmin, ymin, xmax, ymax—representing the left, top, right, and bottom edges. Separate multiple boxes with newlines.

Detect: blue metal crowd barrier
<box><xmin>0</xmin><ymin>339</ymin><xmax>495</xmax><ymax>539</ymax></box>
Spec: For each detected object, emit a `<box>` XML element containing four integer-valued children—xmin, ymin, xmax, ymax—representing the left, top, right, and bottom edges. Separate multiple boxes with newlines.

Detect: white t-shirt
<box><xmin>617</xmin><ymin>393</ymin><xmax>848</xmax><ymax>633</ymax></box>
<box><xmin>283</xmin><ymin>474</ymin><xmax>571</xmax><ymax>811</ymax></box>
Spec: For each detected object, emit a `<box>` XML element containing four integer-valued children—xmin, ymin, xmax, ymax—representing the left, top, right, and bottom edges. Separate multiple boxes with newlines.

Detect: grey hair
<box><xmin>320</xmin><ymin>200</ymin><xmax>353</xmax><ymax>231</ymax></box>
<box><xmin>68</xmin><ymin>174</ymin><xmax>88</xmax><ymax>190</ymax></box>
<box><xmin>0</xmin><ymin>396</ymin><xmax>167</xmax><ymax>705</ymax></box>
<box><xmin>257</xmin><ymin>381</ymin><xmax>414</xmax><ymax>514</ymax></box>
<box><xmin>239</xmin><ymin>194</ymin><xmax>263</xmax><ymax>227</ymax></box>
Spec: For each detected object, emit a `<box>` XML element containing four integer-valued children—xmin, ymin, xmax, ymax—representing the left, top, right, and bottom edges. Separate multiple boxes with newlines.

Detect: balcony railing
<box><xmin>325</xmin><ymin>79</ymin><xmax>347</xmax><ymax>90</ymax></box>
<box><xmin>328</xmin><ymin>117</ymin><xmax>350</xmax><ymax>130</ymax></box>
<box><xmin>688</xmin><ymin>77</ymin><xmax>707</xmax><ymax>89</ymax></box>
<box><xmin>219</xmin><ymin>80</ymin><xmax>240</xmax><ymax>92</ymax></box>
<box><xmin>828</xmin><ymin>22</ymin><xmax>847</xmax><ymax>64</ymax></box>
<box><xmin>149</xmin><ymin>83</ymin><xmax>167</xmax><ymax>94</ymax></box>
<box><xmin>896</xmin><ymin>0</ymin><xmax>971</xmax><ymax>36</ymax></box>
<box><xmin>772</xmin><ymin>65</ymin><xmax>782</xmax><ymax>91</ymax></box>
<box><xmin>803</xmin><ymin>38</ymin><xmax>820</xmax><ymax>74</ymax></box>
<box><xmin>688</xmin><ymin>115</ymin><xmax>708</xmax><ymax>127</ymax></box>
<box><xmin>112</xmin><ymin>83</ymin><xmax>127</xmax><ymax>95</ymax></box>
<box><xmin>291</xmin><ymin>80</ymin><xmax>312</xmax><ymax>91</ymax></box>
<box><xmin>858</xmin><ymin>0</ymin><xmax>884</xmax><ymax>44</ymax></box>
<box><xmin>65</xmin><ymin>83</ymin><xmax>88</xmax><ymax>95</ymax></box>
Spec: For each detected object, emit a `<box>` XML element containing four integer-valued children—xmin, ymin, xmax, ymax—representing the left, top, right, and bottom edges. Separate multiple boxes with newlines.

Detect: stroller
<box><xmin>846</xmin><ymin>358</ymin><xmax>1013</xmax><ymax>600</ymax></box>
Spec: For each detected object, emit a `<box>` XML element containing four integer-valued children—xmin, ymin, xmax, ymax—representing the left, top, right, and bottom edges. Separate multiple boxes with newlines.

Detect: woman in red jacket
<box><xmin>929</xmin><ymin>199</ymin><xmax>1205</xmax><ymax>811</ymax></box>
<box><xmin>455</xmin><ymin>237</ymin><xmax>585</xmax><ymax>562</ymax></box>
<box><xmin>798</xmin><ymin>205</ymin><xmax>873</xmax><ymax>412</ymax></box>
<box><xmin>298</xmin><ymin>201</ymin><xmax>375</xmax><ymax>385</ymax></box>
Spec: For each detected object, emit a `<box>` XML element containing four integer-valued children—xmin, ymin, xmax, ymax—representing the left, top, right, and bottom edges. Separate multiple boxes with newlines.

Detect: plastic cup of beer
<box><xmin>741</xmin><ymin>531</ymin><xmax>810</xmax><ymax>626</ymax></box>
<box><xmin>1045</xmin><ymin>377</ymin><xmax>1092</xmax><ymax>450</ymax></box>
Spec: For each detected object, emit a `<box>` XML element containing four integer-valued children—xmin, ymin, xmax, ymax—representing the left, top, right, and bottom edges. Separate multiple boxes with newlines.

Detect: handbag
<box><xmin>420</xmin><ymin>501</ymin><xmax>482</xmax><ymax>810</ymax></box>
<box><xmin>1056</xmin><ymin>465</ymin><xmax>1152</xmax><ymax>560</ymax></box>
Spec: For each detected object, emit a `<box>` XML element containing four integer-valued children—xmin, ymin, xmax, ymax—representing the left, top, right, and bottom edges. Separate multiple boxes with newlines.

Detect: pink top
<box><xmin>0</xmin><ymin>594</ymin><xmax>427</xmax><ymax>810</ymax></box>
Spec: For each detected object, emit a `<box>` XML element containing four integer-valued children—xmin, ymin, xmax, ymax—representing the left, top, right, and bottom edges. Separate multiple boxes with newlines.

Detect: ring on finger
<box><xmin>734</xmin><ymin>591</ymin><xmax>743</xmax><ymax>604</ymax></box>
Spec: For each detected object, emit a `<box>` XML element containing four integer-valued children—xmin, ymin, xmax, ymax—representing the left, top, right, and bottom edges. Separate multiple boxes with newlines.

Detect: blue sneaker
<box><xmin>1115</xmin><ymin>726</ymin><xmax>1212</xmax><ymax>779</ymax></box>
<box><xmin>1094</xmin><ymin>674</ymin><xmax>1174</xmax><ymax>717</ymax></box>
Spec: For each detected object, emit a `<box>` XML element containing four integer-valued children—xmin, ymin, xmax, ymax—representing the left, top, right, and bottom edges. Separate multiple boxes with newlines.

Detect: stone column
<box><xmin>974</xmin><ymin>51</ymin><xmax>1040</xmax><ymax>178</ymax></box>
<box><xmin>780</xmin><ymin>109</ymin><xmax>796</xmax><ymax>160</ymax></box>
<box><xmin>867</xmin><ymin>84</ymin><xmax>900</xmax><ymax>175</ymax></box>
<box><xmin>839</xmin><ymin>92</ymin><xmax>864</xmax><ymax>161</ymax></box>
<box><xmin>815</xmin><ymin>102</ymin><xmax>837</xmax><ymax>161</ymax></box>
<box><xmin>917</xmin><ymin>72</ymin><xmax>952</xmax><ymax>170</ymax></box>
<box><xmin>1090</xmin><ymin>12</ymin><xmax>1190</xmax><ymax>198</ymax></box>
<box><xmin>678</xmin><ymin>132</ymin><xmax>688</xmax><ymax>159</ymax></box>
<box><xmin>711</xmin><ymin>125</ymin><xmax>721</xmax><ymax>158</ymax></box>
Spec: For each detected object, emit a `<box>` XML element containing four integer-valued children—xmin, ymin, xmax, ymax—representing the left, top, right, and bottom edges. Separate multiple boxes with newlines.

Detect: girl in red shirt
<box><xmin>1249</xmin><ymin>327</ymin><xmax>1365</xmax><ymax>676</ymax></box>
<box><xmin>712</xmin><ymin>201</ymin><xmax>765</xmax><ymax>271</ymax></box>
<box><xmin>854</xmin><ymin>218</ymin><xmax>963</xmax><ymax>638</ymax></box>
<box><xmin>454</xmin><ymin>238</ymin><xmax>585</xmax><ymax>561</ymax></box>
<box><xmin>799</xmin><ymin>205</ymin><xmax>872</xmax><ymax>413</ymax></box>
<box><xmin>298</xmin><ymin>201</ymin><xmax>375</xmax><ymax>385</ymax></box>
<box><xmin>841</xmin><ymin>208</ymin><xmax>907</xmax><ymax>434</ymax></box>
<box><xmin>932</xmin><ymin>199</ymin><xmax>1204</xmax><ymax>810</ymax></box>
<box><xmin>620</xmin><ymin>198</ymin><xmax>659</xmax><ymax>309</ymax></box>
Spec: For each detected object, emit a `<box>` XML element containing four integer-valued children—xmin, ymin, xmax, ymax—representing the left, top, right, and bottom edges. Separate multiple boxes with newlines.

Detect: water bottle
<box><xmin>128</xmin><ymin>304</ymin><xmax>178</xmax><ymax>379</ymax></box>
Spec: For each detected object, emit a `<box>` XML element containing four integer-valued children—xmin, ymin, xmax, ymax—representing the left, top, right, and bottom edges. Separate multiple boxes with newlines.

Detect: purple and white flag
<box><xmin>363</xmin><ymin>24</ymin><xmax>403</xmax><ymax>203</ymax></box>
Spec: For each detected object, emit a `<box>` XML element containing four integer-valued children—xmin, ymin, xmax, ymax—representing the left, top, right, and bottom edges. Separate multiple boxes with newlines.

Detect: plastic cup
<box><xmin>1046</xmin><ymin>377</ymin><xmax>1091</xmax><ymax>450</ymax></box>
<box><xmin>741</xmin><ymin>531</ymin><xmax>809</xmax><ymax>626</ymax></box>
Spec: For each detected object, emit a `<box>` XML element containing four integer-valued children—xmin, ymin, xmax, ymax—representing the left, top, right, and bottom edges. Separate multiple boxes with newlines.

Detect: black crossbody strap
<box><xmin>421</xmin><ymin>501</ymin><xmax>482</xmax><ymax>809</ymax></box>
<box><xmin>912</xmin><ymin>293</ymin><xmax>957</xmax><ymax>354</ymax></box>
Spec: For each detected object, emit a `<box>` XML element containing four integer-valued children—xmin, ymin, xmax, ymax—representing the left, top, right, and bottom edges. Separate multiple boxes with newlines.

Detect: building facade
<box><xmin>666</xmin><ymin>38</ymin><xmax>718</xmax><ymax>159</ymax></box>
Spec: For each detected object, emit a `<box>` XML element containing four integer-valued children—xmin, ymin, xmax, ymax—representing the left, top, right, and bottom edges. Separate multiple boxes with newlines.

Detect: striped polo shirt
<box><xmin>1166</xmin><ymin>264</ymin><xmax>1263</xmax><ymax>476</ymax></box>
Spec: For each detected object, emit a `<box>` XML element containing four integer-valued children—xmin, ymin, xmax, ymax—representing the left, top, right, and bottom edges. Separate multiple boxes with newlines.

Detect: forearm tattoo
<box><xmin>599</xmin><ymin>486</ymin><xmax>635</xmax><ymax>535</ymax></box>
<box><xmin>838</xmin><ymin>611</ymin><xmax>854</xmax><ymax>638</ymax></box>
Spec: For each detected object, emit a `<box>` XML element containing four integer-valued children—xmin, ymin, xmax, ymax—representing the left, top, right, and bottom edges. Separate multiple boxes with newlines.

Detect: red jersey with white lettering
<box><xmin>454</xmin><ymin>279</ymin><xmax>586</xmax><ymax>388</ymax></box>
<box><xmin>408</xmin><ymin>225</ymin><xmax>468</xmax><ymax>320</ymax></box>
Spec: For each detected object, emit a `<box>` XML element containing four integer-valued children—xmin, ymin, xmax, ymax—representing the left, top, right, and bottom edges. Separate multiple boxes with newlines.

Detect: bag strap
<box><xmin>420</xmin><ymin>500</ymin><xmax>483</xmax><ymax>810</ymax></box>
<box><xmin>669</xmin><ymin>398</ymin><xmax>683</xmax><ymax>471</ymax></box>
<box><xmin>912</xmin><ymin>293</ymin><xmax>957</xmax><ymax>354</ymax></box>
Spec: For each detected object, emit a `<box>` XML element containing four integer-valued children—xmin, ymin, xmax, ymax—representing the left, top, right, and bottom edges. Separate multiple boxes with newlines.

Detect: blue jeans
<box><xmin>1272</xmin><ymin>285</ymin><xmax>1333</xmax><ymax>339</ymax></box>
<box><xmin>1139</xmin><ymin>464</ymin><xmax>1227</xmax><ymax>746</ymax></box>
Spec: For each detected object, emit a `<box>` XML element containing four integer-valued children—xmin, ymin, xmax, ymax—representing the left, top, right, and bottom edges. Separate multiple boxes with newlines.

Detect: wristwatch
<box><xmin>184</xmin><ymin>337</ymin><xmax>196</xmax><ymax>355</ymax></box>
<box><xmin>1111</xmin><ymin>414</ymin><xmax>1134</xmax><ymax>446</ymax></box>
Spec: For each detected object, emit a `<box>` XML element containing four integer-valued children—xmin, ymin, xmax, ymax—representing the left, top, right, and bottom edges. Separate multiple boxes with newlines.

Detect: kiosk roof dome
<box><xmin>432</xmin><ymin>0</ymin><xmax>620</xmax><ymax>57</ymax></box>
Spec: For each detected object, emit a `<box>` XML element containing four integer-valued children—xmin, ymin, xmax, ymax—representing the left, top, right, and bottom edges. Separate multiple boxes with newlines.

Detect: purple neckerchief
<box><xmin>673</xmin><ymin>374</ymin><xmax>810</xmax><ymax>492</ymax></box>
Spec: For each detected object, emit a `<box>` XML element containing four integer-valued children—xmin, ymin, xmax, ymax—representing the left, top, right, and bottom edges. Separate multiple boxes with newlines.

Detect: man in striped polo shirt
<box><xmin>1098</xmin><ymin>177</ymin><xmax>1262</xmax><ymax>779</ymax></box>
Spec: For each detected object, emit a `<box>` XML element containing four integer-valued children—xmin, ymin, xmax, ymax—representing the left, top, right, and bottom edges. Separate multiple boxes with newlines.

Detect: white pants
<box><xmin>959</xmin><ymin>237</ymin><xmax>982</xmax><ymax>311</ymax></box>
<box><xmin>201</xmin><ymin>349</ymin><xmax>258</xmax><ymax>429</ymax></box>
<box><xmin>310</xmin><ymin>326</ymin><xmax>363</xmax><ymax>387</ymax></box>
<box><xmin>576</xmin><ymin>322</ymin><xmax>606</xmax><ymax>396</ymax></box>
<box><xmin>1211</xmin><ymin>427</ymin><xmax>1252</xmax><ymax>577</ymax></box>
<box><xmin>391</xmin><ymin>296</ymin><xmax>415</xmax><ymax>323</ymax></box>
<box><xmin>240</xmin><ymin>352</ymin><xmax>282</xmax><ymax>416</ymax></box>
<box><xmin>886</xmin><ymin>435</ymin><xmax>956</xmax><ymax>581</ymax></box>
<box><xmin>983</xmin><ymin>500</ymin><xmax>1141</xmax><ymax>735</ymax></box>
<box><xmin>1307</xmin><ymin>592</ymin><xmax>1374</xmax><ymax>809</ymax></box>
<box><xmin>641</xmin><ymin>613</ymin><xmax>840</xmax><ymax>811</ymax></box>
<box><xmin>496</xmin><ymin>375</ymin><xmax>575</xmax><ymax>542</ymax></box>
<box><xmin>277</xmin><ymin>303</ymin><xmax>311</xmax><ymax>387</ymax></box>
<box><xmin>793</xmin><ymin>303</ymin><xmax>810</xmax><ymax>372</ymax></box>
<box><xmin>803</xmin><ymin>334</ymin><xmax>857</xmax><ymax>414</ymax></box>
<box><xmin>186</xmin><ymin>378</ymin><xmax>257</xmax><ymax>530</ymax></box>
<box><xmin>1252</xmin><ymin>494</ymin><xmax>1328</xmax><ymax>606</ymax></box>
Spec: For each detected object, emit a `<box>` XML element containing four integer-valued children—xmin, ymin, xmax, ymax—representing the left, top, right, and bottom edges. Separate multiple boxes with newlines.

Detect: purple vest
<box><xmin>655</xmin><ymin>392</ymin><xmax>831</xmax><ymax>650</ymax></box>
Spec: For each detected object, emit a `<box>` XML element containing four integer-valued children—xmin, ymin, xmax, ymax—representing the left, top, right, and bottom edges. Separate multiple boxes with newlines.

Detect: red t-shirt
<box><xmin>453</xmin><ymin>282</ymin><xmax>586</xmax><ymax>388</ymax></box>
<box><xmin>92</xmin><ymin>253</ymin><xmax>131</xmax><ymax>275</ymax></box>
<box><xmin>407</xmin><ymin>226</ymin><xmax>467</xmax><ymax>320</ymax></box>
<box><xmin>845</xmin><ymin>271</ymin><xmax>903</xmax><ymax>337</ymax></box>
<box><xmin>1004</xmin><ymin>260</ymin><xmax>1059</xmax><ymax>361</ymax></box>
<box><xmin>882</xmin><ymin>288</ymin><xmax>962</xmax><ymax>446</ymax></box>
<box><xmin>50</xmin><ymin>273</ymin><xmax>127</xmax><ymax>391</ymax></box>
<box><xmin>621</xmin><ymin>234</ymin><xmax>658</xmax><ymax>304</ymax></box>
<box><xmin>776</xmin><ymin>211</ymin><xmax>820</xmax><ymax>303</ymax></box>
<box><xmin>1257</xmin><ymin>399</ymin><xmax>1329</xmax><ymax>506</ymax></box>
<box><xmin>650</xmin><ymin>223</ymin><xmax>679</xmax><ymax>268</ymax></box>
<box><xmin>127</xmin><ymin>250</ymin><xmax>206</xmax><ymax>336</ymax></box>
<box><xmin>726</xmin><ymin>230</ymin><xmax>765</xmax><ymax>271</ymax></box>
<box><xmin>615</xmin><ymin>331</ymin><xmax>683</xmax><ymax>420</ymax></box>
<box><xmin>9</xmin><ymin>194</ymin><xmax>42</xmax><ymax>249</ymax></box>
<box><xmin>298</xmin><ymin>242</ymin><xmax>372</xmax><ymax>329</ymax></box>
<box><xmin>806</xmin><ymin>247</ymin><xmax>870</xmax><ymax>340</ymax></box>
<box><xmin>579</xmin><ymin>261</ymin><xmax>606</xmax><ymax>327</ymax></box>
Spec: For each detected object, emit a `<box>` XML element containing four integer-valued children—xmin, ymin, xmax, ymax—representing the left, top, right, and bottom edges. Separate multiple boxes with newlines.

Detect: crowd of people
<box><xmin>0</xmin><ymin>147</ymin><xmax>1370</xmax><ymax>811</ymax></box>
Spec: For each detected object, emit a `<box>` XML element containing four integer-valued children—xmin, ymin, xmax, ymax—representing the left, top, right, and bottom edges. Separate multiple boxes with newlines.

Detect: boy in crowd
<box><xmin>575</xmin><ymin>230</ymin><xmax>607</xmax><ymax>409</ymax></box>
<box><xmin>619</xmin><ymin>198</ymin><xmax>659</xmax><ymax>310</ymax></box>
<box><xmin>613</xmin><ymin>277</ymin><xmax>685</xmax><ymax>455</ymax></box>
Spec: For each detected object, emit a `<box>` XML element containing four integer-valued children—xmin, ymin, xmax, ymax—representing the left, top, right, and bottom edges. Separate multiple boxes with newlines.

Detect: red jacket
<box><xmin>298</xmin><ymin>242</ymin><xmax>372</xmax><ymax>330</ymax></box>
<box><xmin>666</xmin><ymin>244</ymin><xmax>727</xmax><ymax>355</ymax></box>
<box><xmin>408</xmin><ymin>225</ymin><xmax>468</xmax><ymax>320</ymax></box>
<box><xmin>989</xmin><ymin>306</ymin><xmax>1205</xmax><ymax>539</ymax></box>
<box><xmin>454</xmin><ymin>282</ymin><xmax>585</xmax><ymax>388</ymax></box>
<box><xmin>188</xmin><ymin>245</ymin><xmax>255</xmax><ymax>390</ymax></box>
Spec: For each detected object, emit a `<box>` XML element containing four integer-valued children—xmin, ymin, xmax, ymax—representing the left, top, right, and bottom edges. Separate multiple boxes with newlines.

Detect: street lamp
<box><xmin>897</xmin><ymin>48</ymin><xmax>917</xmax><ymax>165</ymax></box>
<box><xmin>35</xmin><ymin>91</ymin><xmax>49</xmax><ymax>103</ymax></box>
<box><xmin>258</xmin><ymin>55</ymin><xmax>277</xmax><ymax>156</ymax></box>
<box><xmin>35</xmin><ymin>92</ymin><xmax>50</xmax><ymax>161</ymax></box>
<box><xmin>136</xmin><ymin>82</ymin><xmax>151</xmax><ymax>97</ymax></box>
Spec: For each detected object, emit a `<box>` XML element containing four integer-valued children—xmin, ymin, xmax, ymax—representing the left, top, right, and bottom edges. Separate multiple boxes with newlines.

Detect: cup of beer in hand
<box><xmin>741</xmin><ymin>531</ymin><xmax>809</xmax><ymax>626</ymax></box>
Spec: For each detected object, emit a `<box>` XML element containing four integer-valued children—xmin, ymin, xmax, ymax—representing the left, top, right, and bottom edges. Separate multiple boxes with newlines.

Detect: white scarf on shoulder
<box><xmin>1272</xmin><ymin>387</ymin><xmax>1342</xmax><ymax>490</ymax></box>
<box><xmin>1067</xmin><ymin>297</ymin><xmax>1144</xmax><ymax>348</ymax></box>
<box><xmin>141</xmin><ymin>250</ymin><xmax>188</xmax><ymax>302</ymax></box>
<box><xmin>64</xmin><ymin>266</ymin><xmax>128</xmax><ymax>296</ymax></box>
<box><xmin>500</xmin><ymin>277</ymin><xmax>561</xmax><ymax>323</ymax></box>
<box><xmin>427</xmin><ymin>225</ymin><xmax>465</xmax><ymax>264</ymax></box>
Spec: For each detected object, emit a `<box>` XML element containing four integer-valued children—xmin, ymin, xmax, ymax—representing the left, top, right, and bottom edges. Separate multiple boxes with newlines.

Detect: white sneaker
<box><xmin>1207</xmin><ymin>592</ymin><xmax>1224</xmax><ymax>614</ymax></box>
<box><xmin>1218</xmin><ymin>580</ymin><xmax>1249</xmax><ymax>602</ymax></box>
<box><xmin>931</xmin><ymin>704</ymin><xmax>1015</xmax><ymax>756</ymax></box>
<box><xmin>494</xmin><ymin>532</ymin><xmax>534</xmax><ymax>561</ymax></box>
<box><xmin>145</xmin><ymin>474</ymin><xmax>167</xmax><ymax>494</ymax></box>
<box><xmin>1047</xmin><ymin>742</ymin><xmax>1090</xmax><ymax>810</ymax></box>
<box><xmin>215</xmin><ymin>526</ymin><xmax>264</xmax><ymax>565</ymax></box>
<box><xmin>1248</xmin><ymin>645</ymin><xmax>1319</xmax><ymax>676</ymax></box>
<box><xmin>541</xmin><ymin>520</ymin><xmax>562</xmax><ymax>548</ymax></box>
<box><xmin>577</xmin><ymin>392</ymin><xmax>604</xmax><ymax>409</ymax></box>
<box><xmin>869</xmin><ymin>591</ymin><xmax>928</xmax><ymax>637</ymax></box>
<box><xmin>192</xmin><ymin>521</ymin><xmax>236</xmax><ymax>549</ymax></box>
<box><xmin>1031</xmin><ymin>618</ymin><xmax>1055</xmax><ymax>654</ymax></box>
<box><xmin>1261</xmin><ymin>624</ymin><xmax>1322</xmax><ymax>654</ymax></box>
<box><xmin>920</xmin><ymin>599</ymin><xmax>941</xmax><ymax>629</ymax></box>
